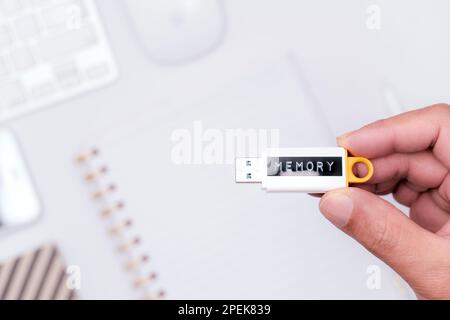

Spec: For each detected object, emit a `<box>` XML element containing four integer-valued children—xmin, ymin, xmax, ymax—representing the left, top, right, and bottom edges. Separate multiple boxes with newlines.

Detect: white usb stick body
<box><xmin>235</xmin><ymin>147</ymin><xmax>373</xmax><ymax>193</ymax></box>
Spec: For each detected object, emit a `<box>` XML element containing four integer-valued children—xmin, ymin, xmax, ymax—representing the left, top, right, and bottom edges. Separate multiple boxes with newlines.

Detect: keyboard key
<box><xmin>0</xmin><ymin>25</ymin><xmax>13</xmax><ymax>51</ymax></box>
<box><xmin>30</xmin><ymin>0</ymin><xmax>56</xmax><ymax>7</ymax></box>
<box><xmin>41</xmin><ymin>0</ymin><xmax>88</xmax><ymax>31</ymax></box>
<box><xmin>34</xmin><ymin>25</ymin><xmax>97</xmax><ymax>61</ymax></box>
<box><xmin>11</xmin><ymin>47</ymin><xmax>35</xmax><ymax>70</ymax></box>
<box><xmin>14</xmin><ymin>14</ymin><xmax>41</xmax><ymax>40</ymax></box>
<box><xmin>0</xmin><ymin>81</ymin><xmax>26</xmax><ymax>109</ymax></box>
<box><xmin>86</xmin><ymin>63</ymin><xmax>109</xmax><ymax>80</ymax></box>
<box><xmin>32</xmin><ymin>0</ymin><xmax>75</xmax><ymax>8</ymax></box>
<box><xmin>0</xmin><ymin>0</ymin><xmax>25</xmax><ymax>16</ymax></box>
<box><xmin>30</xmin><ymin>81</ymin><xmax>54</xmax><ymax>98</ymax></box>
<box><xmin>54</xmin><ymin>61</ymin><xmax>80</xmax><ymax>88</ymax></box>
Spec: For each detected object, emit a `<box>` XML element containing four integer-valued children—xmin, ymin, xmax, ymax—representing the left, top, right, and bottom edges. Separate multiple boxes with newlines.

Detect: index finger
<box><xmin>338</xmin><ymin>104</ymin><xmax>450</xmax><ymax>168</ymax></box>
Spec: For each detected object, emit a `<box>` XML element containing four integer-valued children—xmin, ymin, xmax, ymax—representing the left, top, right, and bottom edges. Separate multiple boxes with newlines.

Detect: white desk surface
<box><xmin>2</xmin><ymin>0</ymin><xmax>449</xmax><ymax>299</ymax></box>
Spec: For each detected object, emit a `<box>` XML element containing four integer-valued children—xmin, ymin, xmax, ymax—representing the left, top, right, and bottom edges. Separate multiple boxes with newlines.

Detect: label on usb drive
<box><xmin>267</xmin><ymin>157</ymin><xmax>343</xmax><ymax>176</ymax></box>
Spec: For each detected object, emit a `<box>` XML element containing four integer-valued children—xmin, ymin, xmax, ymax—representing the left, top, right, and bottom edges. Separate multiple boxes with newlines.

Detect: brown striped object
<box><xmin>0</xmin><ymin>243</ymin><xmax>76</xmax><ymax>300</ymax></box>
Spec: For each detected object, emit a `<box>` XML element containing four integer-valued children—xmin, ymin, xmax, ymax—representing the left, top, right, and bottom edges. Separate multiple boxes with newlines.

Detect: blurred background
<box><xmin>0</xmin><ymin>0</ymin><xmax>448</xmax><ymax>299</ymax></box>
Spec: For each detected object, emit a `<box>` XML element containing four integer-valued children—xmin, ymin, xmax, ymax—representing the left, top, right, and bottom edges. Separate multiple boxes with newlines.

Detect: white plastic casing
<box><xmin>262</xmin><ymin>148</ymin><xmax>347</xmax><ymax>192</ymax></box>
<box><xmin>235</xmin><ymin>147</ymin><xmax>348</xmax><ymax>193</ymax></box>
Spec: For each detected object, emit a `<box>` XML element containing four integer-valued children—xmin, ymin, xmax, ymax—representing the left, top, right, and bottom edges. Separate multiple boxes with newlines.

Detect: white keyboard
<box><xmin>0</xmin><ymin>0</ymin><xmax>118</xmax><ymax>121</ymax></box>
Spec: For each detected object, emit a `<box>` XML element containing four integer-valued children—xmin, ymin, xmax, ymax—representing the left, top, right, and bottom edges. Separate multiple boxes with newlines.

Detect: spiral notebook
<box><xmin>75</xmin><ymin>62</ymin><xmax>405</xmax><ymax>299</ymax></box>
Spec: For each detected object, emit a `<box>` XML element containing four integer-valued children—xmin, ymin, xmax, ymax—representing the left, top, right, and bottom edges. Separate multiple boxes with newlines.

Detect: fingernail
<box><xmin>319</xmin><ymin>192</ymin><xmax>354</xmax><ymax>228</ymax></box>
<box><xmin>338</xmin><ymin>130</ymin><xmax>353</xmax><ymax>140</ymax></box>
<box><xmin>336</xmin><ymin>131</ymin><xmax>353</xmax><ymax>145</ymax></box>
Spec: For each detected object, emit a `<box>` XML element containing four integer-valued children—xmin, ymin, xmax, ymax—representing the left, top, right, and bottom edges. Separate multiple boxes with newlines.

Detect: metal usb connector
<box><xmin>235</xmin><ymin>158</ymin><xmax>264</xmax><ymax>183</ymax></box>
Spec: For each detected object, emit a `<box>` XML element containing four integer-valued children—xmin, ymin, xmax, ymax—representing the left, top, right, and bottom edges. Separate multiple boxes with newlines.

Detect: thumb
<box><xmin>319</xmin><ymin>187</ymin><xmax>446</xmax><ymax>287</ymax></box>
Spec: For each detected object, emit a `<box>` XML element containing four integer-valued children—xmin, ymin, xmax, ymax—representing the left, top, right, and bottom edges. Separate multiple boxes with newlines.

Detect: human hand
<box><xmin>319</xmin><ymin>104</ymin><xmax>450</xmax><ymax>299</ymax></box>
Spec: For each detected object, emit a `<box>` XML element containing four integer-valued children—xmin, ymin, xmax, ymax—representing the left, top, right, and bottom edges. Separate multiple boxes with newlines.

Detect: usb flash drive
<box><xmin>235</xmin><ymin>147</ymin><xmax>373</xmax><ymax>192</ymax></box>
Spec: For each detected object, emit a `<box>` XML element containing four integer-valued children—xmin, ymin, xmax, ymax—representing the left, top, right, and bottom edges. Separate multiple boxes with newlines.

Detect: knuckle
<box><xmin>428</xmin><ymin>103</ymin><xmax>450</xmax><ymax>116</ymax></box>
<box><xmin>438</xmin><ymin>173</ymin><xmax>450</xmax><ymax>203</ymax></box>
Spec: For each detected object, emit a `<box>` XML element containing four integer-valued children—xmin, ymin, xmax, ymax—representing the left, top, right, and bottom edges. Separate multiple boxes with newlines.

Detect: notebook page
<box><xmin>86</xmin><ymin>62</ymin><xmax>406</xmax><ymax>299</ymax></box>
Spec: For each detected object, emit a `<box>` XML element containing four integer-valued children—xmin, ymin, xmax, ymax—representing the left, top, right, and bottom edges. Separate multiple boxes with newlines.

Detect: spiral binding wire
<box><xmin>76</xmin><ymin>148</ymin><xmax>165</xmax><ymax>299</ymax></box>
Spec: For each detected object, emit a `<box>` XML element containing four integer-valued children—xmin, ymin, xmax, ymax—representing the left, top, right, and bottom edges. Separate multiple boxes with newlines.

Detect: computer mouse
<box><xmin>124</xmin><ymin>0</ymin><xmax>226</xmax><ymax>64</ymax></box>
<box><xmin>0</xmin><ymin>127</ymin><xmax>41</xmax><ymax>233</ymax></box>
